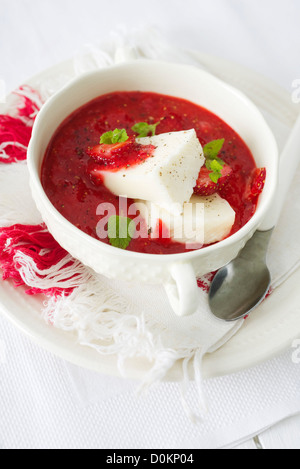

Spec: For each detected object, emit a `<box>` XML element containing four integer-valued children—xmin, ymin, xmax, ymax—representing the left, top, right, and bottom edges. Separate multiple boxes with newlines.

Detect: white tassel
<box><xmin>43</xmin><ymin>277</ymin><xmax>176</xmax><ymax>369</ymax></box>
<box><xmin>73</xmin><ymin>43</ymin><xmax>115</xmax><ymax>76</ymax></box>
<box><xmin>15</xmin><ymin>251</ymin><xmax>93</xmax><ymax>291</ymax></box>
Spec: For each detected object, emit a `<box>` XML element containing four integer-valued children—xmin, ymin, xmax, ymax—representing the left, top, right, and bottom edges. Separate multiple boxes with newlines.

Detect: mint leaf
<box><xmin>111</xmin><ymin>129</ymin><xmax>128</xmax><ymax>144</ymax></box>
<box><xmin>210</xmin><ymin>158</ymin><xmax>223</xmax><ymax>173</ymax></box>
<box><xmin>100</xmin><ymin>131</ymin><xmax>113</xmax><ymax>144</ymax></box>
<box><xmin>209</xmin><ymin>172</ymin><xmax>220</xmax><ymax>184</ymax></box>
<box><xmin>206</xmin><ymin>159</ymin><xmax>223</xmax><ymax>183</ymax></box>
<box><xmin>107</xmin><ymin>215</ymin><xmax>134</xmax><ymax>250</ymax></box>
<box><xmin>203</xmin><ymin>138</ymin><xmax>225</xmax><ymax>159</ymax></box>
<box><xmin>100</xmin><ymin>129</ymin><xmax>129</xmax><ymax>145</ymax></box>
<box><xmin>203</xmin><ymin>138</ymin><xmax>225</xmax><ymax>184</ymax></box>
<box><xmin>132</xmin><ymin>121</ymin><xmax>160</xmax><ymax>137</ymax></box>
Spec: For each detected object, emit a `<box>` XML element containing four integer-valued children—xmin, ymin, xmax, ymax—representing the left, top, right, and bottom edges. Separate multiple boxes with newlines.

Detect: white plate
<box><xmin>1</xmin><ymin>52</ymin><xmax>300</xmax><ymax>381</ymax></box>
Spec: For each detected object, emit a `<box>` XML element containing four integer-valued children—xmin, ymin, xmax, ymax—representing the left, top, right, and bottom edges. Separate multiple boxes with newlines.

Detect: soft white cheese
<box><xmin>100</xmin><ymin>129</ymin><xmax>204</xmax><ymax>213</ymax></box>
<box><xmin>135</xmin><ymin>193</ymin><xmax>236</xmax><ymax>247</ymax></box>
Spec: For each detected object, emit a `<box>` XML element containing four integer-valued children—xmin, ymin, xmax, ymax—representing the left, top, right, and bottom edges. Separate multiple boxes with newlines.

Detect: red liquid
<box><xmin>42</xmin><ymin>91</ymin><xmax>258</xmax><ymax>254</ymax></box>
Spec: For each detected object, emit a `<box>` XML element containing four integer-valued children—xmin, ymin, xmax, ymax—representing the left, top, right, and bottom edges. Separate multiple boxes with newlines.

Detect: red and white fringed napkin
<box><xmin>0</xmin><ymin>29</ymin><xmax>298</xmax><ymax>418</ymax></box>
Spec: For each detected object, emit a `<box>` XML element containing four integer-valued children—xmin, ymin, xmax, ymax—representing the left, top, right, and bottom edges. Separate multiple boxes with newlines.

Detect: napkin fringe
<box><xmin>0</xmin><ymin>222</ymin><xmax>94</xmax><ymax>297</ymax></box>
<box><xmin>0</xmin><ymin>116</ymin><xmax>32</xmax><ymax>163</ymax></box>
<box><xmin>0</xmin><ymin>85</ymin><xmax>42</xmax><ymax>163</ymax></box>
<box><xmin>43</xmin><ymin>279</ymin><xmax>209</xmax><ymax>411</ymax></box>
<box><xmin>12</xmin><ymin>85</ymin><xmax>43</xmax><ymax>124</ymax></box>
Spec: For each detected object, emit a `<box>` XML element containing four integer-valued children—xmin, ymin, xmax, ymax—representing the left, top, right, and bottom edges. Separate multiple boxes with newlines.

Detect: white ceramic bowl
<box><xmin>27</xmin><ymin>60</ymin><xmax>278</xmax><ymax>317</ymax></box>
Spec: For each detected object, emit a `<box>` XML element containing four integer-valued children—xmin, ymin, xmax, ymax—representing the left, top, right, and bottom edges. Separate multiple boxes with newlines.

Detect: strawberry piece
<box><xmin>87</xmin><ymin>138</ymin><xmax>133</xmax><ymax>162</ymax></box>
<box><xmin>246</xmin><ymin>168</ymin><xmax>266</xmax><ymax>200</ymax></box>
<box><xmin>194</xmin><ymin>165</ymin><xmax>233</xmax><ymax>196</ymax></box>
<box><xmin>194</xmin><ymin>168</ymin><xmax>217</xmax><ymax>196</ymax></box>
<box><xmin>217</xmin><ymin>164</ymin><xmax>233</xmax><ymax>188</ymax></box>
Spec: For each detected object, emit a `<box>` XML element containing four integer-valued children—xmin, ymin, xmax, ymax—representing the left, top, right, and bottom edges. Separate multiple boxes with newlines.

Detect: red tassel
<box><xmin>13</xmin><ymin>85</ymin><xmax>43</xmax><ymax>123</ymax></box>
<box><xmin>0</xmin><ymin>115</ymin><xmax>32</xmax><ymax>163</ymax></box>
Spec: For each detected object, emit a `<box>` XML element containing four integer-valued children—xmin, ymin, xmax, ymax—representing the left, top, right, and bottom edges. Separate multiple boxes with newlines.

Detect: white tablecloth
<box><xmin>1</xmin><ymin>0</ymin><xmax>300</xmax><ymax>449</ymax></box>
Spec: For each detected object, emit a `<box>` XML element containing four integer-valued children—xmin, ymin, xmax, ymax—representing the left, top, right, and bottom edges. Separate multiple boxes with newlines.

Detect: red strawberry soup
<box><xmin>41</xmin><ymin>91</ymin><xmax>266</xmax><ymax>254</ymax></box>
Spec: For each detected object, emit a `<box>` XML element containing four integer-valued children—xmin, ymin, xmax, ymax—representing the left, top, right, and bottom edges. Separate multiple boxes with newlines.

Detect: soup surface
<box><xmin>42</xmin><ymin>91</ymin><xmax>263</xmax><ymax>254</ymax></box>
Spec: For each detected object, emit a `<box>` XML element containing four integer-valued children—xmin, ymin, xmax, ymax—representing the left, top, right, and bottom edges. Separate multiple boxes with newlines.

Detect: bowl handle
<box><xmin>163</xmin><ymin>263</ymin><xmax>199</xmax><ymax>316</ymax></box>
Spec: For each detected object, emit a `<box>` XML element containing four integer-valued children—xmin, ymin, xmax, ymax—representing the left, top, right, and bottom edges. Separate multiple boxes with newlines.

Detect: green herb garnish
<box><xmin>100</xmin><ymin>129</ymin><xmax>129</xmax><ymax>144</ymax></box>
<box><xmin>131</xmin><ymin>121</ymin><xmax>160</xmax><ymax>137</ymax></box>
<box><xmin>107</xmin><ymin>215</ymin><xmax>135</xmax><ymax>250</ymax></box>
<box><xmin>203</xmin><ymin>138</ymin><xmax>225</xmax><ymax>183</ymax></box>
<box><xmin>203</xmin><ymin>139</ymin><xmax>225</xmax><ymax>159</ymax></box>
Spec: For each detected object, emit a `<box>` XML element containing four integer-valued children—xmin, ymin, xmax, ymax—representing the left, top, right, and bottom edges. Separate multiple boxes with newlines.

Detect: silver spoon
<box><xmin>209</xmin><ymin>113</ymin><xmax>300</xmax><ymax>321</ymax></box>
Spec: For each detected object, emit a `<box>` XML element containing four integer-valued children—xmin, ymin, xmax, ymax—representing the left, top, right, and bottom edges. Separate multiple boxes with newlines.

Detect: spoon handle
<box><xmin>259</xmin><ymin>112</ymin><xmax>300</xmax><ymax>232</ymax></box>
